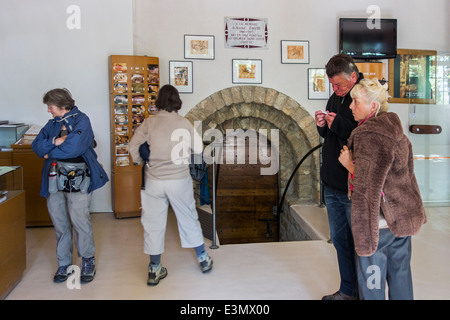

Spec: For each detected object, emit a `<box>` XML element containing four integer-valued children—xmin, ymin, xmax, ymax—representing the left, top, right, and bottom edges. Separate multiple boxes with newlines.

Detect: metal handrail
<box><xmin>276</xmin><ymin>143</ymin><xmax>323</xmax><ymax>216</ymax></box>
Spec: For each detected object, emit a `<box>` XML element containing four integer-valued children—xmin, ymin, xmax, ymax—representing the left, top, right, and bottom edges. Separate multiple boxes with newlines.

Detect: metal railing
<box><xmin>195</xmin><ymin>142</ymin><xmax>323</xmax><ymax>246</ymax></box>
<box><xmin>276</xmin><ymin>143</ymin><xmax>323</xmax><ymax>216</ymax></box>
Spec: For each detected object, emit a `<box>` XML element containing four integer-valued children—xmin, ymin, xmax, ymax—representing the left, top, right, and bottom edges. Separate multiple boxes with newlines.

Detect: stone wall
<box><xmin>186</xmin><ymin>85</ymin><xmax>321</xmax><ymax>203</ymax></box>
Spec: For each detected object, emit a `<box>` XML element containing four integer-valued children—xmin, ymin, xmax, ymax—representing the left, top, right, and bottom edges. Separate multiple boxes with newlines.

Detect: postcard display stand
<box><xmin>109</xmin><ymin>55</ymin><xmax>160</xmax><ymax>218</ymax></box>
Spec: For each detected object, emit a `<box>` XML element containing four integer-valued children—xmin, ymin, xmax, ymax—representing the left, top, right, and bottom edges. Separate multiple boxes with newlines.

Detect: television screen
<box><xmin>339</xmin><ymin>18</ymin><xmax>397</xmax><ymax>59</ymax></box>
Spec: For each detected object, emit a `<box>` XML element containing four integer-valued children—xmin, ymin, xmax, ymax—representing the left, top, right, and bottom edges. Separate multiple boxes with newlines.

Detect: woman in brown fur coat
<box><xmin>339</xmin><ymin>78</ymin><xmax>426</xmax><ymax>300</ymax></box>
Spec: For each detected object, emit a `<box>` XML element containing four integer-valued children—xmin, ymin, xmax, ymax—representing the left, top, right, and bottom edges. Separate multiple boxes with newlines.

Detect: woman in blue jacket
<box><xmin>32</xmin><ymin>88</ymin><xmax>108</xmax><ymax>284</ymax></box>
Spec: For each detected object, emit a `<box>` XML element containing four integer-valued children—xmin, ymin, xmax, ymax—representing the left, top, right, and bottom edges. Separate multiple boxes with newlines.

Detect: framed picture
<box><xmin>388</xmin><ymin>49</ymin><xmax>437</xmax><ymax>104</ymax></box>
<box><xmin>169</xmin><ymin>60</ymin><xmax>193</xmax><ymax>93</ymax></box>
<box><xmin>308</xmin><ymin>68</ymin><xmax>330</xmax><ymax>100</ymax></box>
<box><xmin>184</xmin><ymin>35</ymin><xmax>215</xmax><ymax>60</ymax></box>
<box><xmin>281</xmin><ymin>40</ymin><xmax>309</xmax><ymax>64</ymax></box>
<box><xmin>232</xmin><ymin>59</ymin><xmax>262</xmax><ymax>84</ymax></box>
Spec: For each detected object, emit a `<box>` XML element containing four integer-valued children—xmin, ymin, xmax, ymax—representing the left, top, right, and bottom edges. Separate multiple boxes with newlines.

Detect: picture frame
<box><xmin>169</xmin><ymin>60</ymin><xmax>193</xmax><ymax>93</ymax></box>
<box><xmin>308</xmin><ymin>68</ymin><xmax>330</xmax><ymax>100</ymax></box>
<box><xmin>232</xmin><ymin>59</ymin><xmax>262</xmax><ymax>84</ymax></box>
<box><xmin>281</xmin><ymin>40</ymin><xmax>309</xmax><ymax>64</ymax></box>
<box><xmin>388</xmin><ymin>49</ymin><xmax>437</xmax><ymax>104</ymax></box>
<box><xmin>184</xmin><ymin>35</ymin><xmax>215</xmax><ymax>60</ymax></box>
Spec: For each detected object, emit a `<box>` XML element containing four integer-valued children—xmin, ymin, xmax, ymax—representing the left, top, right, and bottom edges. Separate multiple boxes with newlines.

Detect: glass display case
<box><xmin>0</xmin><ymin>166</ymin><xmax>23</xmax><ymax>203</ymax></box>
<box><xmin>405</xmin><ymin>51</ymin><xmax>450</xmax><ymax>206</ymax></box>
<box><xmin>0</xmin><ymin>123</ymin><xmax>29</xmax><ymax>151</ymax></box>
<box><xmin>0</xmin><ymin>165</ymin><xmax>25</xmax><ymax>299</ymax></box>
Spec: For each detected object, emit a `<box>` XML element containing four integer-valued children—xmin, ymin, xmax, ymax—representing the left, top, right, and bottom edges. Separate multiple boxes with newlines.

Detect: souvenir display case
<box><xmin>109</xmin><ymin>55</ymin><xmax>160</xmax><ymax>218</ymax></box>
<box><xmin>0</xmin><ymin>166</ymin><xmax>26</xmax><ymax>299</ymax></box>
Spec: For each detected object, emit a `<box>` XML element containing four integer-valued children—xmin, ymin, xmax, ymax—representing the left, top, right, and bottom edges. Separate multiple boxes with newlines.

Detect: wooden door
<box><xmin>215</xmin><ymin>133</ymin><xmax>278</xmax><ymax>244</ymax></box>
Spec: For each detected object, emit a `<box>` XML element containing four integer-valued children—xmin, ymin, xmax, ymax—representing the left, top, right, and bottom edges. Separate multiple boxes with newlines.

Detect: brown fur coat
<box><xmin>347</xmin><ymin>112</ymin><xmax>426</xmax><ymax>256</ymax></box>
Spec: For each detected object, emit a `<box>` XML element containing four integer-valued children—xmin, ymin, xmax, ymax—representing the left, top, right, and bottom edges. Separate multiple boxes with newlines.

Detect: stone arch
<box><xmin>185</xmin><ymin>86</ymin><xmax>321</xmax><ymax>204</ymax></box>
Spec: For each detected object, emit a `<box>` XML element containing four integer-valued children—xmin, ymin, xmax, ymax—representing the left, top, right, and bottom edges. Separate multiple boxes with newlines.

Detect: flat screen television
<box><xmin>339</xmin><ymin>18</ymin><xmax>397</xmax><ymax>59</ymax></box>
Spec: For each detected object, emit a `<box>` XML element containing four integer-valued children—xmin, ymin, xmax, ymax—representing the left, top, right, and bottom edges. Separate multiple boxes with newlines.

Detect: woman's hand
<box><xmin>54</xmin><ymin>135</ymin><xmax>67</xmax><ymax>146</ymax></box>
<box><xmin>339</xmin><ymin>145</ymin><xmax>354</xmax><ymax>174</ymax></box>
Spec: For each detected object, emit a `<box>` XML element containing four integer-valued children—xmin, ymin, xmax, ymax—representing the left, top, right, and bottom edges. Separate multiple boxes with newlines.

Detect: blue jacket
<box><xmin>32</xmin><ymin>106</ymin><xmax>109</xmax><ymax>197</ymax></box>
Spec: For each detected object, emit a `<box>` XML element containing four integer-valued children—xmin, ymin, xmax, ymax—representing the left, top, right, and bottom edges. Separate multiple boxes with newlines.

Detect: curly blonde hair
<box><xmin>350</xmin><ymin>78</ymin><xmax>389</xmax><ymax>115</ymax></box>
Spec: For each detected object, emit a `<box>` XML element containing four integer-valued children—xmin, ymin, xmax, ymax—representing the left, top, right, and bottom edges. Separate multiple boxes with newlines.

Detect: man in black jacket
<box><xmin>315</xmin><ymin>53</ymin><xmax>362</xmax><ymax>300</ymax></box>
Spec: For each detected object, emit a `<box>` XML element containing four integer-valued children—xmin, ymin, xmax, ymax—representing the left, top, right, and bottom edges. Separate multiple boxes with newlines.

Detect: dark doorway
<box><xmin>215</xmin><ymin>131</ymin><xmax>279</xmax><ymax>244</ymax></box>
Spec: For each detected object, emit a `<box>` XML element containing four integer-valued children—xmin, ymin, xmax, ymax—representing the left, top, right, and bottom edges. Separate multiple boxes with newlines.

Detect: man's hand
<box><xmin>325</xmin><ymin>112</ymin><xmax>336</xmax><ymax>129</ymax></box>
<box><xmin>315</xmin><ymin>110</ymin><xmax>326</xmax><ymax>127</ymax></box>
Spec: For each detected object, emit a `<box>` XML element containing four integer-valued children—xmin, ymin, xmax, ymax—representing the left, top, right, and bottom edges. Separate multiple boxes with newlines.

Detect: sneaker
<box><xmin>198</xmin><ymin>254</ymin><xmax>213</xmax><ymax>273</ymax></box>
<box><xmin>321</xmin><ymin>290</ymin><xmax>357</xmax><ymax>300</ymax></box>
<box><xmin>80</xmin><ymin>257</ymin><xmax>96</xmax><ymax>283</ymax></box>
<box><xmin>147</xmin><ymin>263</ymin><xmax>167</xmax><ymax>286</ymax></box>
<box><xmin>53</xmin><ymin>265</ymin><xmax>74</xmax><ymax>283</ymax></box>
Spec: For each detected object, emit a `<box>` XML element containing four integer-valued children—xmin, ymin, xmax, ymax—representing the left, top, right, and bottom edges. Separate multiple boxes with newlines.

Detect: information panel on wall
<box><xmin>224</xmin><ymin>17</ymin><xmax>268</xmax><ymax>49</ymax></box>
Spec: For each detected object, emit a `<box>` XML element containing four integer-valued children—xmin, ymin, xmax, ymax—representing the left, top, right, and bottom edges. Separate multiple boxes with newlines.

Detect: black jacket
<box><xmin>317</xmin><ymin>73</ymin><xmax>363</xmax><ymax>193</ymax></box>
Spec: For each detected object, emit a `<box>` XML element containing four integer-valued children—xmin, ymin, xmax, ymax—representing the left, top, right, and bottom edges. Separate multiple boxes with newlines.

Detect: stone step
<box><xmin>290</xmin><ymin>204</ymin><xmax>330</xmax><ymax>241</ymax></box>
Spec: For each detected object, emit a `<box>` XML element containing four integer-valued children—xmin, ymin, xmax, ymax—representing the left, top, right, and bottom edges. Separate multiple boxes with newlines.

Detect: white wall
<box><xmin>0</xmin><ymin>0</ymin><xmax>133</xmax><ymax>212</ymax></box>
<box><xmin>133</xmin><ymin>0</ymin><xmax>449</xmax><ymax>125</ymax></box>
<box><xmin>1</xmin><ymin>0</ymin><xmax>448</xmax><ymax>211</ymax></box>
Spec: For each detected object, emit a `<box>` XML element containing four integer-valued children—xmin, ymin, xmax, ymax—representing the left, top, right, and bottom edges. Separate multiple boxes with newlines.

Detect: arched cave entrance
<box><xmin>186</xmin><ymin>86</ymin><xmax>321</xmax><ymax>243</ymax></box>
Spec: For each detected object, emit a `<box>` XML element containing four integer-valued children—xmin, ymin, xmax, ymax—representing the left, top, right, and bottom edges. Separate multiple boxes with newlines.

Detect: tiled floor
<box><xmin>4</xmin><ymin>206</ymin><xmax>450</xmax><ymax>300</ymax></box>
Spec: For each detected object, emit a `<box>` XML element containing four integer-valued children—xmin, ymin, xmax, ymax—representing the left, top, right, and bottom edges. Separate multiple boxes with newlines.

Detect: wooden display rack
<box><xmin>109</xmin><ymin>55</ymin><xmax>160</xmax><ymax>218</ymax></box>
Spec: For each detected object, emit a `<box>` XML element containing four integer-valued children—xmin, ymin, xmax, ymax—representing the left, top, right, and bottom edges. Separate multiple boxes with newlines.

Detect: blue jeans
<box><xmin>324</xmin><ymin>185</ymin><xmax>358</xmax><ymax>297</ymax></box>
<box><xmin>356</xmin><ymin>228</ymin><xmax>413</xmax><ymax>300</ymax></box>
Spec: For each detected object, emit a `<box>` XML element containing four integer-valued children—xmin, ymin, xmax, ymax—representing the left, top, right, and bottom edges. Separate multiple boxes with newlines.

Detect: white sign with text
<box><xmin>225</xmin><ymin>17</ymin><xmax>268</xmax><ymax>49</ymax></box>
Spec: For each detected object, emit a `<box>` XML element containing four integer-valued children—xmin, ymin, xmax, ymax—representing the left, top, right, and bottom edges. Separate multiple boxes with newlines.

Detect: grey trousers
<box><xmin>355</xmin><ymin>227</ymin><xmax>413</xmax><ymax>300</ymax></box>
<box><xmin>47</xmin><ymin>191</ymin><xmax>94</xmax><ymax>266</ymax></box>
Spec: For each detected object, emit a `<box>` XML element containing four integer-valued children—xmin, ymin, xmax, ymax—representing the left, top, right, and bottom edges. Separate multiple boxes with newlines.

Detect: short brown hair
<box><xmin>155</xmin><ymin>84</ymin><xmax>182</xmax><ymax>112</ymax></box>
<box><xmin>43</xmin><ymin>88</ymin><xmax>75</xmax><ymax>110</ymax></box>
<box><xmin>325</xmin><ymin>53</ymin><xmax>359</xmax><ymax>78</ymax></box>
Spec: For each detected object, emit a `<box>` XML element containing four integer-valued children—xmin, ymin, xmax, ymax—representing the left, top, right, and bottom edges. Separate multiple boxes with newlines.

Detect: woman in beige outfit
<box><xmin>129</xmin><ymin>84</ymin><xmax>212</xmax><ymax>286</ymax></box>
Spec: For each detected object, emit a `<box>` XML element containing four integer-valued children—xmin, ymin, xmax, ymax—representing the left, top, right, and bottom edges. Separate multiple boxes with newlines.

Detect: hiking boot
<box><xmin>322</xmin><ymin>290</ymin><xmax>357</xmax><ymax>300</ymax></box>
<box><xmin>80</xmin><ymin>257</ymin><xmax>96</xmax><ymax>283</ymax></box>
<box><xmin>198</xmin><ymin>254</ymin><xmax>213</xmax><ymax>273</ymax></box>
<box><xmin>147</xmin><ymin>263</ymin><xmax>167</xmax><ymax>286</ymax></box>
<box><xmin>53</xmin><ymin>265</ymin><xmax>74</xmax><ymax>283</ymax></box>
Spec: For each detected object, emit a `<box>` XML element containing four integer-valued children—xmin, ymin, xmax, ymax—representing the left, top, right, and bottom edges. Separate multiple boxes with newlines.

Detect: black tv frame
<box><xmin>339</xmin><ymin>18</ymin><xmax>397</xmax><ymax>60</ymax></box>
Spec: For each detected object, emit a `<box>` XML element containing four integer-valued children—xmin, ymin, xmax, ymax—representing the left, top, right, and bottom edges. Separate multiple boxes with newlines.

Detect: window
<box><xmin>432</xmin><ymin>53</ymin><xmax>450</xmax><ymax>105</ymax></box>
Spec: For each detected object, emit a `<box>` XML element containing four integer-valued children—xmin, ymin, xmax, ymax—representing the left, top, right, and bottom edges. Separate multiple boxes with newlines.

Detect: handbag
<box><xmin>139</xmin><ymin>142</ymin><xmax>150</xmax><ymax>189</ymax></box>
<box><xmin>189</xmin><ymin>153</ymin><xmax>207</xmax><ymax>181</ymax></box>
